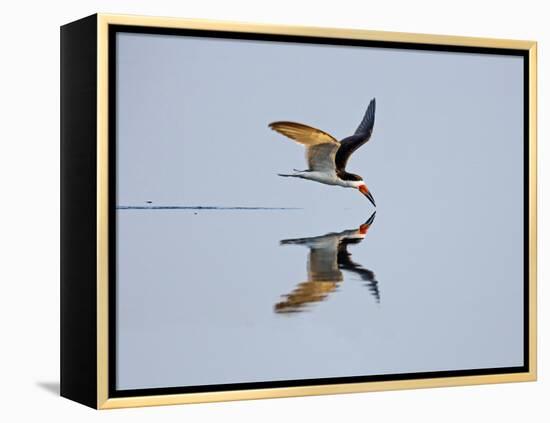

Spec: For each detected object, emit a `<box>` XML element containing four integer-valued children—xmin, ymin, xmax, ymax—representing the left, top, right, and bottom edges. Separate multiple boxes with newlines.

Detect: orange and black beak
<box><xmin>359</xmin><ymin>185</ymin><xmax>376</xmax><ymax>207</ymax></box>
<box><xmin>359</xmin><ymin>211</ymin><xmax>376</xmax><ymax>234</ymax></box>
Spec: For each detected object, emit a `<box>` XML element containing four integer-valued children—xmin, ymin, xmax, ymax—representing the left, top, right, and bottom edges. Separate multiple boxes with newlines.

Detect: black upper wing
<box><xmin>335</xmin><ymin>98</ymin><xmax>376</xmax><ymax>172</ymax></box>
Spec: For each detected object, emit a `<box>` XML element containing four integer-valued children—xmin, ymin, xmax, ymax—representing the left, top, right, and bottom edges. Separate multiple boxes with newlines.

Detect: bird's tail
<box><xmin>277</xmin><ymin>171</ymin><xmax>307</xmax><ymax>178</ymax></box>
<box><xmin>277</xmin><ymin>169</ymin><xmax>308</xmax><ymax>178</ymax></box>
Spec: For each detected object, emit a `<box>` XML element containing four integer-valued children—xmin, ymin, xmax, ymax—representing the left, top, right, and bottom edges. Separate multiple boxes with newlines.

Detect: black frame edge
<box><xmin>60</xmin><ymin>13</ymin><xmax>98</xmax><ymax>409</ymax></box>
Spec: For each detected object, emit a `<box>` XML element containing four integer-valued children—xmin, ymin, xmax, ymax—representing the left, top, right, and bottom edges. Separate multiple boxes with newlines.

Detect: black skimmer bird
<box><xmin>269</xmin><ymin>98</ymin><xmax>377</xmax><ymax>206</ymax></box>
<box><xmin>275</xmin><ymin>212</ymin><xmax>378</xmax><ymax>314</ymax></box>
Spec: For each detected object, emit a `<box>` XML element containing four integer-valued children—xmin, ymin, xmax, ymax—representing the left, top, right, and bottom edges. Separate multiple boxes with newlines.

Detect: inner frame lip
<box><xmin>106</xmin><ymin>22</ymin><xmax>531</xmax><ymax>399</ymax></box>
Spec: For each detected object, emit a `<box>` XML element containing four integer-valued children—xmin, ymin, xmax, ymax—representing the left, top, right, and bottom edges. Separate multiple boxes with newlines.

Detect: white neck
<box><xmin>342</xmin><ymin>180</ymin><xmax>365</xmax><ymax>188</ymax></box>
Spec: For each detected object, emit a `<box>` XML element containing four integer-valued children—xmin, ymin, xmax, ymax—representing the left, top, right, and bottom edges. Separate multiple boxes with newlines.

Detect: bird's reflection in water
<box><xmin>275</xmin><ymin>212</ymin><xmax>379</xmax><ymax>314</ymax></box>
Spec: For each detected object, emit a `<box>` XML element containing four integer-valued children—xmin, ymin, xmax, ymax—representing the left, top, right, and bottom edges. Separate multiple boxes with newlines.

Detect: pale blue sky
<box><xmin>116</xmin><ymin>32</ymin><xmax>523</xmax><ymax>211</ymax></box>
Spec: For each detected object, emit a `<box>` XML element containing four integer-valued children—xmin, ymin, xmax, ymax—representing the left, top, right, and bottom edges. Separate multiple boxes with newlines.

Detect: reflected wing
<box><xmin>276</xmin><ymin>232</ymin><xmax>342</xmax><ymax>313</ymax></box>
<box><xmin>337</xmin><ymin>238</ymin><xmax>380</xmax><ymax>303</ymax></box>
<box><xmin>307</xmin><ymin>244</ymin><xmax>341</xmax><ymax>282</ymax></box>
<box><xmin>277</xmin><ymin>214</ymin><xmax>378</xmax><ymax>313</ymax></box>
<box><xmin>269</xmin><ymin>121</ymin><xmax>340</xmax><ymax>172</ymax></box>
<box><xmin>274</xmin><ymin>280</ymin><xmax>340</xmax><ymax>314</ymax></box>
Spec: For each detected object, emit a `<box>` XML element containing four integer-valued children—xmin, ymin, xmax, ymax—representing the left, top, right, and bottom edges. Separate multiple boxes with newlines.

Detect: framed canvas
<box><xmin>60</xmin><ymin>13</ymin><xmax>537</xmax><ymax>409</ymax></box>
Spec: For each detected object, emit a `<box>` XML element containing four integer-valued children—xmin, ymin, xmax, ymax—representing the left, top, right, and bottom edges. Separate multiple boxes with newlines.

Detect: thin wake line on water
<box><xmin>116</xmin><ymin>205</ymin><xmax>302</xmax><ymax>210</ymax></box>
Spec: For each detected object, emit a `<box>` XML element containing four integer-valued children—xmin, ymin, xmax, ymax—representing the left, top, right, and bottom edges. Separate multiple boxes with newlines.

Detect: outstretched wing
<box><xmin>335</xmin><ymin>98</ymin><xmax>376</xmax><ymax>171</ymax></box>
<box><xmin>354</xmin><ymin>98</ymin><xmax>376</xmax><ymax>136</ymax></box>
<box><xmin>307</xmin><ymin>143</ymin><xmax>339</xmax><ymax>172</ymax></box>
<box><xmin>269</xmin><ymin>121</ymin><xmax>338</xmax><ymax>145</ymax></box>
<box><xmin>269</xmin><ymin>121</ymin><xmax>340</xmax><ymax>172</ymax></box>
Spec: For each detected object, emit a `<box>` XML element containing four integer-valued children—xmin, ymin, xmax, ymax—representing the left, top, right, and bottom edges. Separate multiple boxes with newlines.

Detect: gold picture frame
<box><xmin>60</xmin><ymin>13</ymin><xmax>537</xmax><ymax>409</ymax></box>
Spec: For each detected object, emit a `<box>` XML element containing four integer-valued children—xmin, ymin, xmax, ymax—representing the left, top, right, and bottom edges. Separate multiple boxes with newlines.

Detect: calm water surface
<box><xmin>116</xmin><ymin>207</ymin><xmax>523</xmax><ymax>390</ymax></box>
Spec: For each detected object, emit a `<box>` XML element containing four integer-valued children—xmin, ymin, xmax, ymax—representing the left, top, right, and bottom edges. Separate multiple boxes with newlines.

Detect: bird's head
<box><xmin>342</xmin><ymin>173</ymin><xmax>376</xmax><ymax>207</ymax></box>
<box><xmin>358</xmin><ymin>183</ymin><xmax>376</xmax><ymax>207</ymax></box>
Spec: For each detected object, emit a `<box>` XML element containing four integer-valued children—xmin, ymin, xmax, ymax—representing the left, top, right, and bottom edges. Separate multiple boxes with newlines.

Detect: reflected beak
<box><xmin>365</xmin><ymin>211</ymin><xmax>376</xmax><ymax>225</ymax></box>
<box><xmin>359</xmin><ymin>185</ymin><xmax>376</xmax><ymax>207</ymax></box>
<box><xmin>359</xmin><ymin>211</ymin><xmax>376</xmax><ymax>234</ymax></box>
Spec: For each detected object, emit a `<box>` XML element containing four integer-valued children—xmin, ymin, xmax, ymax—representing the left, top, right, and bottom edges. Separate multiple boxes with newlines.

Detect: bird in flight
<box><xmin>275</xmin><ymin>212</ymin><xmax>379</xmax><ymax>314</ymax></box>
<box><xmin>269</xmin><ymin>98</ymin><xmax>377</xmax><ymax>206</ymax></box>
